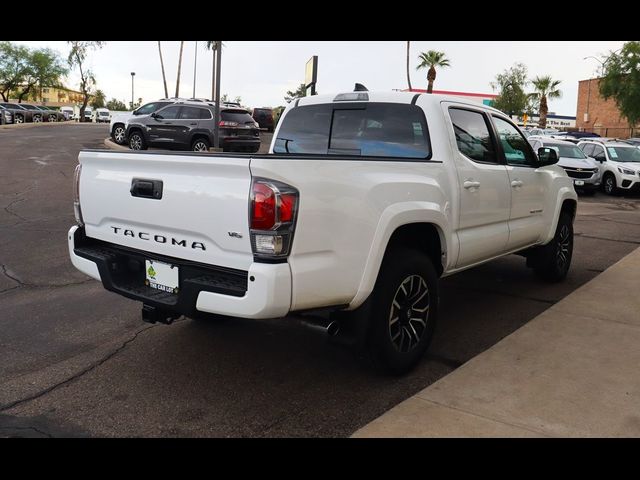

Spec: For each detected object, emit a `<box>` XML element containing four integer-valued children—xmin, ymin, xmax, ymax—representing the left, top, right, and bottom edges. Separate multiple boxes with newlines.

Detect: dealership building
<box><xmin>576</xmin><ymin>77</ymin><xmax>637</xmax><ymax>137</ymax></box>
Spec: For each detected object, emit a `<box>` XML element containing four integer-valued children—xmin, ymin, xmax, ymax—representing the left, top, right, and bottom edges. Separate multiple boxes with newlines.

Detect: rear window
<box><xmin>273</xmin><ymin>103</ymin><xmax>431</xmax><ymax>159</ymax></box>
<box><xmin>221</xmin><ymin>110</ymin><xmax>254</xmax><ymax>124</ymax></box>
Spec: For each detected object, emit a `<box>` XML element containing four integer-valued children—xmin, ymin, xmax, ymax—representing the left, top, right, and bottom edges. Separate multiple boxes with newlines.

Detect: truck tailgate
<box><xmin>78</xmin><ymin>150</ymin><xmax>254</xmax><ymax>271</ymax></box>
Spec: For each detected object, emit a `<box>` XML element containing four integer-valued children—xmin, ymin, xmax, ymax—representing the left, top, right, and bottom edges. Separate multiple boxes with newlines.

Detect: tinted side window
<box><xmin>592</xmin><ymin>145</ymin><xmax>605</xmax><ymax>160</ymax></box>
<box><xmin>580</xmin><ymin>144</ymin><xmax>595</xmax><ymax>156</ymax></box>
<box><xmin>156</xmin><ymin>106</ymin><xmax>180</xmax><ymax>120</ymax></box>
<box><xmin>199</xmin><ymin>108</ymin><xmax>212</xmax><ymax>120</ymax></box>
<box><xmin>273</xmin><ymin>104</ymin><xmax>332</xmax><ymax>154</ymax></box>
<box><xmin>179</xmin><ymin>106</ymin><xmax>202</xmax><ymax>119</ymax></box>
<box><xmin>449</xmin><ymin>108</ymin><xmax>498</xmax><ymax>163</ymax></box>
<box><xmin>492</xmin><ymin>116</ymin><xmax>537</xmax><ymax>166</ymax></box>
<box><xmin>136</xmin><ymin>102</ymin><xmax>160</xmax><ymax>115</ymax></box>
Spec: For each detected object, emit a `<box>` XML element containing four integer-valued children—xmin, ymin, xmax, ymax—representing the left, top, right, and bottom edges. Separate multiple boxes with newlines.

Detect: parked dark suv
<box><xmin>126</xmin><ymin>104</ymin><xmax>260</xmax><ymax>153</ymax></box>
<box><xmin>252</xmin><ymin>107</ymin><xmax>274</xmax><ymax>132</ymax></box>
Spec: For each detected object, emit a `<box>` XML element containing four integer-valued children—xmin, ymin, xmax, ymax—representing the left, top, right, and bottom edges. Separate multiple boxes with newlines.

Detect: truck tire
<box><xmin>129</xmin><ymin>131</ymin><xmax>147</xmax><ymax>150</ymax></box>
<box><xmin>531</xmin><ymin>212</ymin><xmax>573</xmax><ymax>282</ymax></box>
<box><xmin>366</xmin><ymin>249</ymin><xmax>439</xmax><ymax>375</ymax></box>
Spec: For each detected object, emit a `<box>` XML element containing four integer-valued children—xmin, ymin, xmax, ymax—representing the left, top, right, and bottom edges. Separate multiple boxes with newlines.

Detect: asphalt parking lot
<box><xmin>1</xmin><ymin>123</ymin><xmax>639</xmax><ymax>437</ymax></box>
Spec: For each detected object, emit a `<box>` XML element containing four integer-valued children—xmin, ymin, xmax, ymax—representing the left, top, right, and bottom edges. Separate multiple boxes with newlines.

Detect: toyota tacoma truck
<box><xmin>68</xmin><ymin>88</ymin><xmax>577</xmax><ymax>374</ymax></box>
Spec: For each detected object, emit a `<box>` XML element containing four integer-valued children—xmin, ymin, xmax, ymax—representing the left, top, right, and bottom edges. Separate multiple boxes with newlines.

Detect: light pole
<box><xmin>193</xmin><ymin>41</ymin><xmax>197</xmax><ymax>98</ymax></box>
<box><xmin>130</xmin><ymin>72</ymin><xmax>135</xmax><ymax>110</ymax></box>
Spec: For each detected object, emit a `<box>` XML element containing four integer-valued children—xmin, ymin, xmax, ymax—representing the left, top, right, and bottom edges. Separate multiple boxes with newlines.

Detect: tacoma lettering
<box><xmin>109</xmin><ymin>226</ymin><xmax>206</xmax><ymax>250</ymax></box>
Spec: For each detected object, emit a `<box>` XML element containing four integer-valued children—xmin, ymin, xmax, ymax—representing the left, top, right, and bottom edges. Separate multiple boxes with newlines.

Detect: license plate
<box><xmin>574</xmin><ymin>180</ymin><xmax>585</xmax><ymax>186</ymax></box>
<box><xmin>145</xmin><ymin>259</ymin><xmax>179</xmax><ymax>294</ymax></box>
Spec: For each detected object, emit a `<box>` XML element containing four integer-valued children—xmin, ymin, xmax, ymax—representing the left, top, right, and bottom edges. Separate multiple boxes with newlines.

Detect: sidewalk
<box><xmin>353</xmin><ymin>246</ymin><xmax>640</xmax><ymax>437</ymax></box>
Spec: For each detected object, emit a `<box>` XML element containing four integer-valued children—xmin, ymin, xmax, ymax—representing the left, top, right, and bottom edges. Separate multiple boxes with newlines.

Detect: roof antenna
<box><xmin>354</xmin><ymin>83</ymin><xmax>368</xmax><ymax>92</ymax></box>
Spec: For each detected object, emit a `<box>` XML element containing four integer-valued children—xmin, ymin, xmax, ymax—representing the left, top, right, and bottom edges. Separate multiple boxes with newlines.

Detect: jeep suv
<box><xmin>126</xmin><ymin>104</ymin><xmax>260</xmax><ymax>153</ymax></box>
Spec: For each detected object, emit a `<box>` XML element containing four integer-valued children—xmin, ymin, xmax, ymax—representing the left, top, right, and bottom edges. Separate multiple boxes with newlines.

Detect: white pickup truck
<box><xmin>69</xmin><ymin>89</ymin><xmax>577</xmax><ymax>373</ymax></box>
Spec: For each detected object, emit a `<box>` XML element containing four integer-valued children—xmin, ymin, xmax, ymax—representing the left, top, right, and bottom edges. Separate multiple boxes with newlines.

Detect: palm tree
<box><xmin>175</xmin><ymin>41</ymin><xmax>185</xmax><ymax>98</ymax></box>
<box><xmin>416</xmin><ymin>50</ymin><xmax>450</xmax><ymax>94</ymax></box>
<box><xmin>157</xmin><ymin>41</ymin><xmax>168</xmax><ymax>98</ymax></box>
<box><xmin>406</xmin><ymin>41</ymin><xmax>412</xmax><ymax>90</ymax></box>
<box><xmin>529</xmin><ymin>76</ymin><xmax>562</xmax><ymax>129</ymax></box>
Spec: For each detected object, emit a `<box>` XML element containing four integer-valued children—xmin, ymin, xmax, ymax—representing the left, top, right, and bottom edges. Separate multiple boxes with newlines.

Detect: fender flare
<box><xmin>348</xmin><ymin>201</ymin><xmax>451</xmax><ymax>310</ymax></box>
<box><xmin>541</xmin><ymin>186</ymin><xmax>577</xmax><ymax>245</ymax></box>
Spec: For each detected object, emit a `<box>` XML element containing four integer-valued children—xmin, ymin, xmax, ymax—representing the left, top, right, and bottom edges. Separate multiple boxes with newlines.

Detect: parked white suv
<box><xmin>69</xmin><ymin>89</ymin><xmax>577</xmax><ymax>373</ymax></box>
<box><xmin>578</xmin><ymin>140</ymin><xmax>640</xmax><ymax>195</ymax></box>
<box><xmin>529</xmin><ymin>137</ymin><xmax>601</xmax><ymax>194</ymax></box>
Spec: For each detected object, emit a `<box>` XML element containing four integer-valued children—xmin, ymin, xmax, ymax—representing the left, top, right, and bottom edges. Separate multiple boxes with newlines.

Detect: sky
<box><xmin>13</xmin><ymin>41</ymin><xmax>625</xmax><ymax>115</ymax></box>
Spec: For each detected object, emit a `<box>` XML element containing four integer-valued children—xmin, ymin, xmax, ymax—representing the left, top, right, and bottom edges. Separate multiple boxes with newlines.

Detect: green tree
<box><xmin>529</xmin><ymin>76</ymin><xmax>562</xmax><ymax>129</ymax></box>
<box><xmin>284</xmin><ymin>83</ymin><xmax>306</xmax><ymax>103</ymax></box>
<box><xmin>67</xmin><ymin>41</ymin><xmax>105</xmax><ymax>122</ymax></box>
<box><xmin>491</xmin><ymin>63</ymin><xmax>529</xmax><ymax>118</ymax></box>
<box><xmin>106</xmin><ymin>98</ymin><xmax>127</xmax><ymax>111</ymax></box>
<box><xmin>91</xmin><ymin>89</ymin><xmax>106</xmax><ymax>109</ymax></box>
<box><xmin>416</xmin><ymin>50</ymin><xmax>450</xmax><ymax>93</ymax></box>
<box><xmin>0</xmin><ymin>42</ymin><xmax>31</xmax><ymax>101</ymax></box>
<box><xmin>599</xmin><ymin>41</ymin><xmax>640</xmax><ymax>127</ymax></box>
<box><xmin>221</xmin><ymin>93</ymin><xmax>242</xmax><ymax>104</ymax></box>
<box><xmin>17</xmin><ymin>48</ymin><xmax>68</xmax><ymax>103</ymax></box>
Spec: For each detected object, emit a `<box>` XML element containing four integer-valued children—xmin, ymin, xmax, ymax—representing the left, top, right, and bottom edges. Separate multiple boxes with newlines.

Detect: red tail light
<box><xmin>251</xmin><ymin>182</ymin><xmax>277</xmax><ymax>230</ymax></box>
<box><xmin>250</xmin><ymin>179</ymin><xmax>299</xmax><ymax>259</ymax></box>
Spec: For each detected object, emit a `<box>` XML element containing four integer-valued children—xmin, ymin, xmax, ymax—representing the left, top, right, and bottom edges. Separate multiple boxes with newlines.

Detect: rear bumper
<box><xmin>68</xmin><ymin>226</ymin><xmax>291</xmax><ymax>319</ymax></box>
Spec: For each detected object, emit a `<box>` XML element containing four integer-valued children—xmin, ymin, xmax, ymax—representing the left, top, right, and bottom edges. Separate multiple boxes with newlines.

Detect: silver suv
<box><xmin>529</xmin><ymin>137</ymin><xmax>601</xmax><ymax>194</ymax></box>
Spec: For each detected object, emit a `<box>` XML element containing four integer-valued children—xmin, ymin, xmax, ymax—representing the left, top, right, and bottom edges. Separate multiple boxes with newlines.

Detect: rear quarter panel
<box><xmin>252</xmin><ymin>98</ymin><xmax>458</xmax><ymax>311</ymax></box>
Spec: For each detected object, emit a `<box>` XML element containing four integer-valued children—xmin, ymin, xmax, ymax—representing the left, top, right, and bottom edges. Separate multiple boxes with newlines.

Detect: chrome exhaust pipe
<box><xmin>300</xmin><ymin>317</ymin><xmax>340</xmax><ymax>337</ymax></box>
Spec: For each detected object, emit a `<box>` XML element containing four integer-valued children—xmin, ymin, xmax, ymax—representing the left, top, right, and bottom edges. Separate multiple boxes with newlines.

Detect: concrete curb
<box><xmin>103</xmin><ymin>138</ymin><xmax>129</xmax><ymax>151</ymax></box>
<box><xmin>353</xmin><ymin>245</ymin><xmax>640</xmax><ymax>437</ymax></box>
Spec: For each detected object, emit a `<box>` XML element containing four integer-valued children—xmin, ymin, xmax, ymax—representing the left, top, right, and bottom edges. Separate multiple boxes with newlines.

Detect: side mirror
<box><xmin>538</xmin><ymin>147</ymin><xmax>558</xmax><ymax>166</ymax></box>
<box><xmin>151</xmin><ymin>112</ymin><xmax>162</xmax><ymax>120</ymax></box>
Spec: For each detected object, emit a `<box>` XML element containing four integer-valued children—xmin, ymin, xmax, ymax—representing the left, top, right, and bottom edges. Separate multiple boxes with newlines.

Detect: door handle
<box><xmin>511</xmin><ymin>180</ymin><xmax>524</xmax><ymax>188</ymax></box>
<box><xmin>189</xmin><ymin>122</ymin><xmax>197</xmax><ymax>126</ymax></box>
<box><xmin>463</xmin><ymin>181</ymin><xmax>481</xmax><ymax>189</ymax></box>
